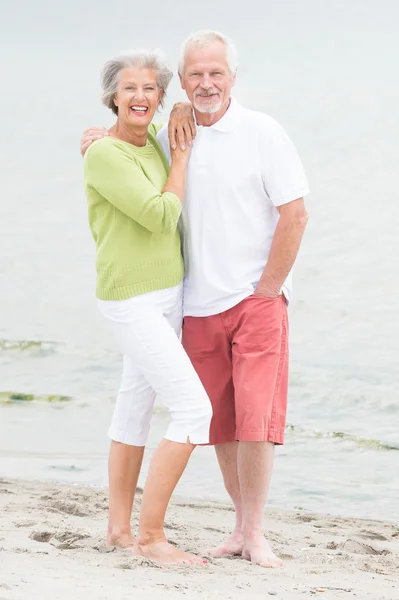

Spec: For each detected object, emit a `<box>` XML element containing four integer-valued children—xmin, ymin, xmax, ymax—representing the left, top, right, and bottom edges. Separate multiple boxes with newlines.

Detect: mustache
<box><xmin>194</xmin><ymin>89</ymin><xmax>221</xmax><ymax>97</ymax></box>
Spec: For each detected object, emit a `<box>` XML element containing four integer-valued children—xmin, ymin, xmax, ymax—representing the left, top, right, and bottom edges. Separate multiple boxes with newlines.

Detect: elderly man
<box><xmin>81</xmin><ymin>30</ymin><xmax>309</xmax><ymax>568</ymax></box>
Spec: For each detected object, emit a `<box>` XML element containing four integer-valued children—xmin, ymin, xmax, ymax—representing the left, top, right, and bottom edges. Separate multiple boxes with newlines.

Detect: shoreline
<box><xmin>2</xmin><ymin>398</ymin><xmax>398</xmax><ymax>525</ymax></box>
<box><xmin>1</xmin><ymin>478</ymin><xmax>398</xmax><ymax>600</ymax></box>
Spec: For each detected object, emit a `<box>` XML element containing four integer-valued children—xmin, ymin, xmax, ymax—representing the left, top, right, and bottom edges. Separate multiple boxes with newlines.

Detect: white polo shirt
<box><xmin>156</xmin><ymin>98</ymin><xmax>309</xmax><ymax>317</ymax></box>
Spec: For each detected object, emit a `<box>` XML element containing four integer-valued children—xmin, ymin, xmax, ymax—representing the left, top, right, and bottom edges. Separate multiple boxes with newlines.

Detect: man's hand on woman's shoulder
<box><xmin>168</xmin><ymin>102</ymin><xmax>196</xmax><ymax>151</ymax></box>
<box><xmin>80</xmin><ymin>127</ymin><xmax>109</xmax><ymax>157</ymax></box>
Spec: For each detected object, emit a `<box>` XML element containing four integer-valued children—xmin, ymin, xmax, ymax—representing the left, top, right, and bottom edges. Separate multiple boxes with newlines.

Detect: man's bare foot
<box><xmin>106</xmin><ymin>531</ymin><xmax>135</xmax><ymax>549</ymax></box>
<box><xmin>135</xmin><ymin>537</ymin><xmax>206</xmax><ymax>565</ymax></box>
<box><xmin>203</xmin><ymin>530</ymin><xmax>244</xmax><ymax>557</ymax></box>
<box><xmin>242</xmin><ymin>535</ymin><xmax>282</xmax><ymax>568</ymax></box>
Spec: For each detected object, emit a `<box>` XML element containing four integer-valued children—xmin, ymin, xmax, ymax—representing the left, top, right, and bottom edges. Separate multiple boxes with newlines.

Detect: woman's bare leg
<box><xmin>106</xmin><ymin>441</ymin><xmax>144</xmax><ymax>548</ymax></box>
<box><xmin>135</xmin><ymin>439</ymin><xmax>205</xmax><ymax>565</ymax></box>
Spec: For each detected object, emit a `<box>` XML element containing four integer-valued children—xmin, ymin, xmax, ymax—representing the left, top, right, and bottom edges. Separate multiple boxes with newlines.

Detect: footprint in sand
<box><xmin>14</xmin><ymin>520</ymin><xmax>37</xmax><ymax>528</ymax></box>
<box><xmin>30</xmin><ymin>530</ymin><xmax>91</xmax><ymax>549</ymax></box>
<box><xmin>342</xmin><ymin>539</ymin><xmax>391</xmax><ymax>556</ymax></box>
<box><xmin>43</xmin><ymin>499</ymin><xmax>90</xmax><ymax>517</ymax></box>
<box><xmin>359</xmin><ymin>529</ymin><xmax>389</xmax><ymax>541</ymax></box>
<box><xmin>295</xmin><ymin>514</ymin><xmax>316</xmax><ymax>523</ymax></box>
<box><xmin>30</xmin><ymin>531</ymin><xmax>53</xmax><ymax>543</ymax></box>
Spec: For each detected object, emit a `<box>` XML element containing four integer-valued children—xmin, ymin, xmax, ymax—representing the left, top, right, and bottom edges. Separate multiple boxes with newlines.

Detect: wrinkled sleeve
<box><xmin>156</xmin><ymin>125</ymin><xmax>171</xmax><ymax>164</ymax></box>
<box><xmin>84</xmin><ymin>140</ymin><xmax>181</xmax><ymax>234</ymax></box>
<box><xmin>261</xmin><ymin>119</ymin><xmax>310</xmax><ymax>207</ymax></box>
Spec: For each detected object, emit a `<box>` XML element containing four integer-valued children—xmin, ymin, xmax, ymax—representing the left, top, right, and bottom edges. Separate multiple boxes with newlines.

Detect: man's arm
<box><xmin>254</xmin><ymin>198</ymin><xmax>309</xmax><ymax>298</ymax></box>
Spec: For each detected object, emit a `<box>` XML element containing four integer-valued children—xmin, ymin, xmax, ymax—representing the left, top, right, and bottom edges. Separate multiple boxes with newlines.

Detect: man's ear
<box><xmin>231</xmin><ymin>70</ymin><xmax>237</xmax><ymax>88</ymax></box>
<box><xmin>179</xmin><ymin>72</ymin><xmax>186</xmax><ymax>90</ymax></box>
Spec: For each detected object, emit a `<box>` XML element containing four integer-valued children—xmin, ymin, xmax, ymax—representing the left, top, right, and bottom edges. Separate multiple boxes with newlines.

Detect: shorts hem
<box><xmin>204</xmin><ymin>428</ymin><xmax>285</xmax><ymax>446</ymax></box>
<box><xmin>235</xmin><ymin>429</ymin><xmax>285</xmax><ymax>444</ymax></box>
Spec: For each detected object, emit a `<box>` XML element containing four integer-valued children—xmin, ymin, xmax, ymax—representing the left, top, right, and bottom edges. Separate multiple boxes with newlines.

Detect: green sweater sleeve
<box><xmin>85</xmin><ymin>139</ymin><xmax>181</xmax><ymax>234</ymax></box>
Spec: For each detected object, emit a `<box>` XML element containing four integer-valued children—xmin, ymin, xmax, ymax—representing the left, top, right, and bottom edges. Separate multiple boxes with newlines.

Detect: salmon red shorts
<box><xmin>182</xmin><ymin>294</ymin><xmax>289</xmax><ymax>445</ymax></box>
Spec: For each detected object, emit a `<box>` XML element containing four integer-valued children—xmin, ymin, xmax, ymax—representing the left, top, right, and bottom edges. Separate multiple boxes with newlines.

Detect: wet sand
<box><xmin>1</xmin><ymin>478</ymin><xmax>398</xmax><ymax>600</ymax></box>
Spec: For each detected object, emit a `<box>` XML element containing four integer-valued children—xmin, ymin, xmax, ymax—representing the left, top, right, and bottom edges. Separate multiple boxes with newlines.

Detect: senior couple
<box><xmin>82</xmin><ymin>30</ymin><xmax>309</xmax><ymax>567</ymax></box>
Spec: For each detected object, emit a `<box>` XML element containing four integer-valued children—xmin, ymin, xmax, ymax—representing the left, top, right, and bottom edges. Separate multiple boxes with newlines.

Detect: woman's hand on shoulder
<box><xmin>80</xmin><ymin>127</ymin><xmax>109</xmax><ymax>157</ymax></box>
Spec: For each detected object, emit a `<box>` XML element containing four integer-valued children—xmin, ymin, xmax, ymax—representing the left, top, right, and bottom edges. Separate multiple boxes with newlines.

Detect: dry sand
<box><xmin>1</xmin><ymin>478</ymin><xmax>398</xmax><ymax>600</ymax></box>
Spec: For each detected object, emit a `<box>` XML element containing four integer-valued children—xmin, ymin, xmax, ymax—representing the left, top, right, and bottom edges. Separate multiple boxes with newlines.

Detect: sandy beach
<box><xmin>1</xmin><ymin>478</ymin><xmax>398</xmax><ymax>600</ymax></box>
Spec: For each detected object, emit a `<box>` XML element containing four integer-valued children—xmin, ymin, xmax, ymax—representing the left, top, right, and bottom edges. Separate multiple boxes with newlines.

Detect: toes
<box><xmin>179</xmin><ymin>557</ymin><xmax>207</xmax><ymax>566</ymax></box>
<box><xmin>271</xmin><ymin>560</ymin><xmax>283</xmax><ymax>568</ymax></box>
<box><xmin>243</xmin><ymin>548</ymin><xmax>283</xmax><ymax>568</ymax></box>
<box><xmin>255</xmin><ymin>557</ymin><xmax>283</xmax><ymax>569</ymax></box>
<box><xmin>203</xmin><ymin>545</ymin><xmax>242</xmax><ymax>558</ymax></box>
<box><xmin>250</xmin><ymin>555</ymin><xmax>274</xmax><ymax>568</ymax></box>
<box><xmin>191</xmin><ymin>555</ymin><xmax>208</xmax><ymax>565</ymax></box>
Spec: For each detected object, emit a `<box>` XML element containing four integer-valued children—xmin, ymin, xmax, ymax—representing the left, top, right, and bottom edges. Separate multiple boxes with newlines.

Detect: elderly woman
<box><xmin>84</xmin><ymin>49</ymin><xmax>212</xmax><ymax>565</ymax></box>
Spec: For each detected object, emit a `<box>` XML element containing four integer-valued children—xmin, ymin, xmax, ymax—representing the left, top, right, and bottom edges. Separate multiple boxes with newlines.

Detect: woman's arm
<box><xmin>85</xmin><ymin>141</ymin><xmax>185</xmax><ymax>234</ymax></box>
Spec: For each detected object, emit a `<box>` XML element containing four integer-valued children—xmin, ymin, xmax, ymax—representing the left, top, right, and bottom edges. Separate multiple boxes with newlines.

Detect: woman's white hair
<box><xmin>101</xmin><ymin>48</ymin><xmax>173</xmax><ymax>115</ymax></box>
<box><xmin>178</xmin><ymin>30</ymin><xmax>238</xmax><ymax>76</ymax></box>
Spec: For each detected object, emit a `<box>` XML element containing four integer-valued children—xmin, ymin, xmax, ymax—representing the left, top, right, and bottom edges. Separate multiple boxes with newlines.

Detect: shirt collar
<box><xmin>196</xmin><ymin>97</ymin><xmax>239</xmax><ymax>133</ymax></box>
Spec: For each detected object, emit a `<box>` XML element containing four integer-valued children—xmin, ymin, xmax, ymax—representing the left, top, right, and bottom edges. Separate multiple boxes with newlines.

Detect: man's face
<box><xmin>180</xmin><ymin>41</ymin><xmax>236</xmax><ymax>114</ymax></box>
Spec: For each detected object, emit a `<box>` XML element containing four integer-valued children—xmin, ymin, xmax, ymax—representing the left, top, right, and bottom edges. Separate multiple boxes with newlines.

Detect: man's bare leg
<box><xmin>205</xmin><ymin>440</ymin><xmax>282</xmax><ymax>567</ymax></box>
<box><xmin>107</xmin><ymin>440</ymin><xmax>144</xmax><ymax>548</ymax></box>
<box><xmin>238</xmin><ymin>441</ymin><xmax>282</xmax><ymax>567</ymax></box>
<box><xmin>204</xmin><ymin>441</ymin><xmax>244</xmax><ymax>557</ymax></box>
<box><xmin>135</xmin><ymin>438</ymin><xmax>206</xmax><ymax>565</ymax></box>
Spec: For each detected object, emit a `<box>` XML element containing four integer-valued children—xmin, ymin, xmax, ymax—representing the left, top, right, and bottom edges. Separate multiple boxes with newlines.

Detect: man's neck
<box><xmin>194</xmin><ymin>98</ymin><xmax>231</xmax><ymax>127</ymax></box>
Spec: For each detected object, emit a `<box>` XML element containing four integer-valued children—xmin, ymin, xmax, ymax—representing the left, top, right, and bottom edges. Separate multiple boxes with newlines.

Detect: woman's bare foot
<box><xmin>242</xmin><ymin>535</ymin><xmax>282</xmax><ymax>568</ymax></box>
<box><xmin>135</xmin><ymin>537</ymin><xmax>207</xmax><ymax>565</ymax></box>
<box><xmin>203</xmin><ymin>529</ymin><xmax>244</xmax><ymax>557</ymax></box>
<box><xmin>106</xmin><ymin>531</ymin><xmax>135</xmax><ymax>549</ymax></box>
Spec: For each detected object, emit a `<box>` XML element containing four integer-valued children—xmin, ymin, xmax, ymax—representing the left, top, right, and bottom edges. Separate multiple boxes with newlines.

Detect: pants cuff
<box><xmin>107</xmin><ymin>427</ymin><xmax>147</xmax><ymax>447</ymax></box>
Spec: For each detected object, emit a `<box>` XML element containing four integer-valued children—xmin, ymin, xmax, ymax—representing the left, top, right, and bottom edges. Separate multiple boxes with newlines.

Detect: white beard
<box><xmin>193</xmin><ymin>94</ymin><xmax>223</xmax><ymax>114</ymax></box>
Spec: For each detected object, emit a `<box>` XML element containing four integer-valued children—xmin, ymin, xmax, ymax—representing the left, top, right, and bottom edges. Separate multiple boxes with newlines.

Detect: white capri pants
<box><xmin>98</xmin><ymin>283</ymin><xmax>212</xmax><ymax>446</ymax></box>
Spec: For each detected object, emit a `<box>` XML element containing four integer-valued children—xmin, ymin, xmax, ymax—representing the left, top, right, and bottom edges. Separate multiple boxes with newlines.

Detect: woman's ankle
<box><xmin>107</xmin><ymin>523</ymin><xmax>132</xmax><ymax>538</ymax></box>
<box><xmin>137</xmin><ymin>528</ymin><xmax>166</xmax><ymax>546</ymax></box>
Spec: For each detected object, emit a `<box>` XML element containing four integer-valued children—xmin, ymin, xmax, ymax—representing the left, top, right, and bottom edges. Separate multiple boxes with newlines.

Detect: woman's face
<box><xmin>113</xmin><ymin>67</ymin><xmax>162</xmax><ymax>127</ymax></box>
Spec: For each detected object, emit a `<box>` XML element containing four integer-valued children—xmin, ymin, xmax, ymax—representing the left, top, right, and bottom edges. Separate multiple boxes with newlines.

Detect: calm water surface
<box><xmin>0</xmin><ymin>0</ymin><xmax>398</xmax><ymax>521</ymax></box>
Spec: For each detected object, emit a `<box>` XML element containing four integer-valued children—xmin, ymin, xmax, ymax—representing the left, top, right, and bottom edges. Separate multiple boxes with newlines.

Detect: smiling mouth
<box><xmin>196</xmin><ymin>93</ymin><xmax>219</xmax><ymax>99</ymax></box>
<box><xmin>130</xmin><ymin>106</ymin><xmax>149</xmax><ymax>115</ymax></box>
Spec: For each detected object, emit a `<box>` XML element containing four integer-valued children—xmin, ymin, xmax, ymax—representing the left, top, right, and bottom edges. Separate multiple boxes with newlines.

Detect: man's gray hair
<box><xmin>101</xmin><ymin>48</ymin><xmax>173</xmax><ymax>115</ymax></box>
<box><xmin>178</xmin><ymin>30</ymin><xmax>238</xmax><ymax>76</ymax></box>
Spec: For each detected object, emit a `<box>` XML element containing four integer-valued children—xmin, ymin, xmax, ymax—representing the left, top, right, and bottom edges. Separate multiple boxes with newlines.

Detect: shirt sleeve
<box><xmin>149</xmin><ymin>122</ymin><xmax>165</xmax><ymax>136</ymax></box>
<box><xmin>84</xmin><ymin>140</ymin><xmax>181</xmax><ymax>234</ymax></box>
<box><xmin>156</xmin><ymin>125</ymin><xmax>172</xmax><ymax>165</ymax></box>
<box><xmin>261</xmin><ymin>118</ymin><xmax>310</xmax><ymax>207</ymax></box>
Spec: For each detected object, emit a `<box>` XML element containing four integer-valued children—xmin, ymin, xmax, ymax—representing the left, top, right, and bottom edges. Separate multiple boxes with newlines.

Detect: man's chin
<box><xmin>193</xmin><ymin>100</ymin><xmax>223</xmax><ymax>114</ymax></box>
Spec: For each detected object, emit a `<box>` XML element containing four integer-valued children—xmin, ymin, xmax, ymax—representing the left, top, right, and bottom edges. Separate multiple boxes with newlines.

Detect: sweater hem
<box><xmin>96</xmin><ymin>272</ymin><xmax>184</xmax><ymax>301</ymax></box>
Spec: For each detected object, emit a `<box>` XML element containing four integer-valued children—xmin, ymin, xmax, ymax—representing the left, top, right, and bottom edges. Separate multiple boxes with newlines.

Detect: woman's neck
<box><xmin>110</xmin><ymin>120</ymin><xmax>148</xmax><ymax>147</ymax></box>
